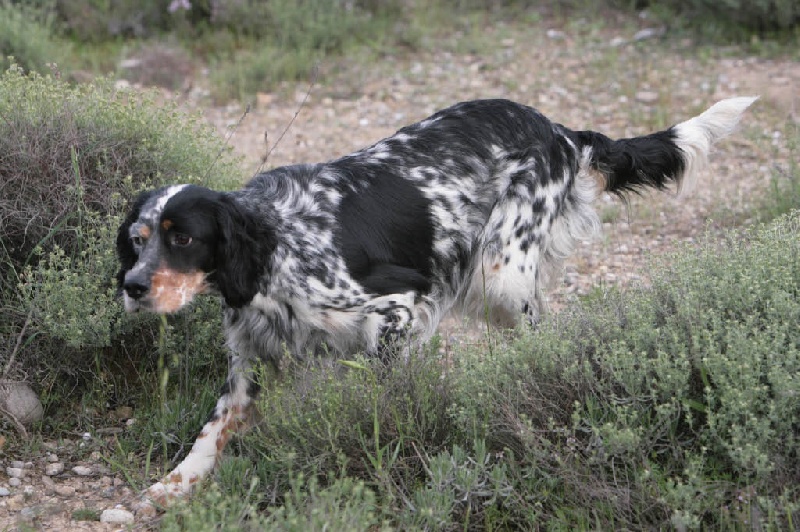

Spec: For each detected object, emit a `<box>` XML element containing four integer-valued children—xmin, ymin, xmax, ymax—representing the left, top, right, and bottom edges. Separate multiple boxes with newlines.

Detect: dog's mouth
<box><xmin>124</xmin><ymin>269</ymin><xmax>209</xmax><ymax>314</ymax></box>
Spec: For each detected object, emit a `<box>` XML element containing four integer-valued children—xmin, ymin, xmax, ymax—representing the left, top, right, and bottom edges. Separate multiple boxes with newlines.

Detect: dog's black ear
<box><xmin>115</xmin><ymin>191</ymin><xmax>153</xmax><ymax>289</ymax></box>
<box><xmin>214</xmin><ymin>196</ymin><xmax>277</xmax><ymax>308</ymax></box>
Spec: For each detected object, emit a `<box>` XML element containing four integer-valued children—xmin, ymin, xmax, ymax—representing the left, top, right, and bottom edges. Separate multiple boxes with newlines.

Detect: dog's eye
<box><xmin>130</xmin><ymin>235</ymin><xmax>144</xmax><ymax>247</ymax></box>
<box><xmin>171</xmin><ymin>233</ymin><xmax>193</xmax><ymax>247</ymax></box>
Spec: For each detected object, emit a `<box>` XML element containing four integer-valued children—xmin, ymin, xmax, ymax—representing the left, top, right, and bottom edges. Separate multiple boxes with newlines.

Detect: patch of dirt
<box><xmin>2</xmin><ymin>15</ymin><xmax>798</xmax><ymax>531</ymax></box>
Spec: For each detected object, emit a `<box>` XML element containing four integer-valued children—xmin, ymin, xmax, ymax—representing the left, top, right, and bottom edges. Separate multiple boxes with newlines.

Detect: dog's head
<box><xmin>116</xmin><ymin>185</ymin><xmax>276</xmax><ymax>313</ymax></box>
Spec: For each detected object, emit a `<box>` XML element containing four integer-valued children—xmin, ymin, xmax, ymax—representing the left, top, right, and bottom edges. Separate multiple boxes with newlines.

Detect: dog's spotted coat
<box><xmin>115</xmin><ymin>97</ymin><xmax>756</xmax><ymax>511</ymax></box>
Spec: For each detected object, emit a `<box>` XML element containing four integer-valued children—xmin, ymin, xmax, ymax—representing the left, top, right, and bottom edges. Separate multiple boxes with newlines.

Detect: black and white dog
<box><xmin>116</xmin><ymin>96</ymin><xmax>755</xmax><ymax>508</ymax></box>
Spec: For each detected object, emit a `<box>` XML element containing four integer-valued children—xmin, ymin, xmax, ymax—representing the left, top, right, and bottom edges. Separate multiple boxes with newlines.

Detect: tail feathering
<box><xmin>671</xmin><ymin>96</ymin><xmax>759</xmax><ymax>192</ymax></box>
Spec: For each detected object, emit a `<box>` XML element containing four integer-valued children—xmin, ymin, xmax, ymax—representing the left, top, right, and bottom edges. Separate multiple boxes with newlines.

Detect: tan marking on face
<box><xmin>149</xmin><ymin>267</ymin><xmax>208</xmax><ymax>313</ymax></box>
<box><xmin>161</xmin><ymin>219</ymin><xmax>173</xmax><ymax>231</ymax></box>
<box><xmin>139</xmin><ymin>225</ymin><xmax>151</xmax><ymax>239</ymax></box>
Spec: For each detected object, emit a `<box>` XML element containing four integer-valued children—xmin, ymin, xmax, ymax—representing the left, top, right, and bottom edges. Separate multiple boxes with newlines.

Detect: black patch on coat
<box><xmin>335</xmin><ymin>172</ymin><xmax>434</xmax><ymax>296</ymax></box>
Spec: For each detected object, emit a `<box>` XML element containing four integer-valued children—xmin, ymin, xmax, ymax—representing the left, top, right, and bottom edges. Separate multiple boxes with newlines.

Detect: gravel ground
<box><xmin>1</xmin><ymin>15</ymin><xmax>797</xmax><ymax>531</ymax></box>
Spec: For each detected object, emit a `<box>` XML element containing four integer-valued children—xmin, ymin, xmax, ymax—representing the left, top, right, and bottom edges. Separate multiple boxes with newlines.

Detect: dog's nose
<box><xmin>124</xmin><ymin>276</ymin><xmax>150</xmax><ymax>300</ymax></box>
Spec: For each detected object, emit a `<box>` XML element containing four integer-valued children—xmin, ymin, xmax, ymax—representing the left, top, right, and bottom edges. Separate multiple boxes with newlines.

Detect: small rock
<box><xmin>256</xmin><ymin>92</ymin><xmax>274</xmax><ymax>108</ymax></box>
<box><xmin>0</xmin><ymin>487</ymin><xmax>10</xmax><ymax>496</ymax></box>
<box><xmin>10</xmin><ymin>461</ymin><xmax>25</xmax><ymax>469</ymax></box>
<box><xmin>6</xmin><ymin>494</ymin><xmax>24</xmax><ymax>510</ymax></box>
<box><xmin>9</xmin><ymin>477</ymin><xmax>22</xmax><ymax>487</ymax></box>
<box><xmin>100</xmin><ymin>508</ymin><xmax>135</xmax><ymax>524</ymax></box>
<box><xmin>82</xmin><ymin>432</ymin><xmax>92</xmax><ymax>441</ymax></box>
<box><xmin>635</xmin><ymin>91</ymin><xmax>659</xmax><ymax>104</ymax></box>
<box><xmin>633</xmin><ymin>27</ymin><xmax>665</xmax><ymax>41</ymax></box>
<box><xmin>7</xmin><ymin>467</ymin><xmax>24</xmax><ymax>478</ymax></box>
<box><xmin>47</xmin><ymin>453</ymin><xmax>59</xmax><ymax>463</ymax></box>
<box><xmin>45</xmin><ymin>463</ymin><xmax>64</xmax><ymax>476</ymax></box>
<box><xmin>19</xmin><ymin>506</ymin><xmax>37</xmax><ymax>521</ymax></box>
<box><xmin>0</xmin><ymin>381</ymin><xmax>44</xmax><ymax>425</ymax></box>
<box><xmin>41</xmin><ymin>475</ymin><xmax>56</xmax><ymax>494</ymax></box>
<box><xmin>72</xmin><ymin>465</ymin><xmax>93</xmax><ymax>476</ymax></box>
<box><xmin>101</xmin><ymin>487</ymin><xmax>116</xmax><ymax>498</ymax></box>
<box><xmin>23</xmin><ymin>485</ymin><xmax>35</xmax><ymax>497</ymax></box>
<box><xmin>546</xmin><ymin>29</ymin><xmax>566</xmax><ymax>40</ymax></box>
<box><xmin>54</xmin><ymin>485</ymin><xmax>76</xmax><ymax>497</ymax></box>
<box><xmin>119</xmin><ymin>58</ymin><xmax>142</xmax><ymax>69</ymax></box>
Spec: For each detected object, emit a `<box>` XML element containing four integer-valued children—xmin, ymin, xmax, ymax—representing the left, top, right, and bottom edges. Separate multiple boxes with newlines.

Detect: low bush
<box><xmin>452</xmin><ymin>210</ymin><xmax>800</xmax><ymax>528</ymax></box>
<box><xmin>162</xmin><ymin>211</ymin><xmax>799</xmax><ymax>530</ymax></box>
<box><xmin>0</xmin><ymin>1</ymin><xmax>67</xmax><ymax>73</ymax></box>
<box><xmin>0</xmin><ymin>64</ymin><xmax>241</xmax><ymax>432</ymax></box>
<box><xmin>641</xmin><ymin>0</ymin><xmax>799</xmax><ymax>33</ymax></box>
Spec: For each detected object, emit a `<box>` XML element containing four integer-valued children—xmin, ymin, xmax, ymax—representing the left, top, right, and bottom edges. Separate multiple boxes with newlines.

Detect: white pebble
<box><xmin>100</xmin><ymin>509</ymin><xmax>135</xmax><ymax>524</ymax></box>
<box><xmin>45</xmin><ymin>463</ymin><xmax>65</xmax><ymax>476</ymax></box>
<box><xmin>71</xmin><ymin>465</ymin><xmax>93</xmax><ymax>476</ymax></box>
<box><xmin>6</xmin><ymin>467</ymin><xmax>24</xmax><ymax>478</ymax></box>
<box><xmin>8</xmin><ymin>477</ymin><xmax>21</xmax><ymax>487</ymax></box>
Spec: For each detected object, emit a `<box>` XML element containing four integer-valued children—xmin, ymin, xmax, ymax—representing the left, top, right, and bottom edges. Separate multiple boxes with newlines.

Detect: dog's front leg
<box><xmin>135</xmin><ymin>357</ymin><xmax>258</xmax><ymax>516</ymax></box>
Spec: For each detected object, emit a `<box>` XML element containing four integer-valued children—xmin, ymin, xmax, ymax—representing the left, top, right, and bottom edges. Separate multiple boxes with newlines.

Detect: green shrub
<box><xmin>451</xmin><ymin>210</ymin><xmax>800</xmax><ymax>528</ymax></box>
<box><xmin>640</xmin><ymin>0</ymin><xmax>799</xmax><ymax>34</ymax></box>
<box><xmin>0</xmin><ymin>1</ymin><xmax>67</xmax><ymax>73</ymax></box>
<box><xmin>762</xmin><ymin>120</ymin><xmax>800</xmax><ymax>221</ymax></box>
<box><xmin>0</xmin><ymin>63</ymin><xmax>241</xmax><ymax>429</ymax></box>
<box><xmin>207</xmin><ymin>0</ymin><xmax>409</xmax><ymax>100</ymax></box>
<box><xmin>159</xmin><ymin>213</ymin><xmax>798</xmax><ymax>529</ymax></box>
<box><xmin>56</xmin><ymin>0</ymin><xmax>169</xmax><ymax>41</ymax></box>
<box><xmin>0</xmin><ymin>64</ymin><xmax>240</xmax><ymax>272</ymax></box>
<box><xmin>247</xmin><ymin>346</ymin><xmax>456</xmax><ymax>499</ymax></box>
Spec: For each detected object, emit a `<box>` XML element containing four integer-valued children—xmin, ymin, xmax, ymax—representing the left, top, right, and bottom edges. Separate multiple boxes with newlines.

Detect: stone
<box><xmin>100</xmin><ymin>508</ymin><xmax>135</xmax><ymax>524</ymax></box>
<box><xmin>6</xmin><ymin>467</ymin><xmax>24</xmax><ymax>478</ymax></box>
<box><xmin>47</xmin><ymin>453</ymin><xmax>59</xmax><ymax>463</ymax></box>
<box><xmin>41</xmin><ymin>475</ymin><xmax>56</xmax><ymax>494</ymax></box>
<box><xmin>0</xmin><ymin>381</ymin><xmax>44</xmax><ymax>425</ymax></box>
<box><xmin>0</xmin><ymin>487</ymin><xmax>9</xmax><ymax>496</ymax></box>
<box><xmin>54</xmin><ymin>485</ymin><xmax>76</xmax><ymax>497</ymax></box>
<box><xmin>635</xmin><ymin>91</ymin><xmax>659</xmax><ymax>104</ymax></box>
<box><xmin>8</xmin><ymin>477</ymin><xmax>21</xmax><ymax>487</ymax></box>
<box><xmin>71</xmin><ymin>465</ymin><xmax>93</xmax><ymax>476</ymax></box>
<box><xmin>6</xmin><ymin>494</ymin><xmax>24</xmax><ymax>511</ymax></box>
<box><xmin>45</xmin><ymin>463</ymin><xmax>64</xmax><ymax>476</ymax></box>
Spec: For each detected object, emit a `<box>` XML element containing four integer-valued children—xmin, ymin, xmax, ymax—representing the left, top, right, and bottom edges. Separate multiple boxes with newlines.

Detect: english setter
<box><xmin>116</xmin><ymin>96</ymin><xmax>756</xmax><ymax>510</ymax></box>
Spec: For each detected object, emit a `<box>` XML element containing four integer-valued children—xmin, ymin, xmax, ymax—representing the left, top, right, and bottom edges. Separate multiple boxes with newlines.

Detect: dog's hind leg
<box><xmin>135</xmin><ymin>355</ymin><xmax>260</xmax><ymax>515</ymax></box>
<box><xmin>361</xmin><ymin>291</ymin><xmax>421</xmax><ymax>361</ymax></box>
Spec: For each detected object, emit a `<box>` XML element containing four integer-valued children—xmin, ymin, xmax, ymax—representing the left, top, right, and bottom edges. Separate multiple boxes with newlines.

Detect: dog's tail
<box><xmin>575</xmin><ymin>97</ymin><xmax>758</xmax><ymax>196</ymax></box>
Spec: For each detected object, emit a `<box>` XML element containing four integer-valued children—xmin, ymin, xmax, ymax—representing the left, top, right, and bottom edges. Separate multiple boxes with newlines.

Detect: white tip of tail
<box><xmin>672</xmin><ymin>96</ymin><xmax>758</xmax><ymax>193</ymax></box>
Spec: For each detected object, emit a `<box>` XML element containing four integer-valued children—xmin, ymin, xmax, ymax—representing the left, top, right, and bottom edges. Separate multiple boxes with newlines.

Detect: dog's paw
<box><xmin>132</xmin><ymin>479</ymin><xmax>180</xmax><ymax>517</ymax></box>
